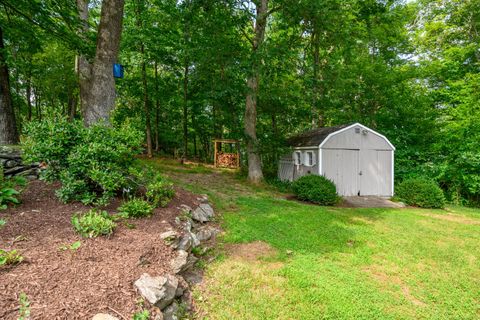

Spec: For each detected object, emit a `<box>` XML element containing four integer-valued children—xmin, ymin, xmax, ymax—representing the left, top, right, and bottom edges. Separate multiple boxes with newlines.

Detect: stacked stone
<box><xmin>0</xmin><ymin>146</ymin><xmax>39</xmax><ymax>180</ymax></box>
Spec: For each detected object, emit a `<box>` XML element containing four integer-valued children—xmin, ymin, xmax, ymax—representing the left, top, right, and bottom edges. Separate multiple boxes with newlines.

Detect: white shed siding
<box><xmin>319</xmin><ymin>124</ymin><xmax>394</xmax><ymax>197</ymax></box>
<box><xmin>322</xmin><ymin>149</ymin><xmax>359</xmax><ymax>196</ymax></box>
<box><xmin>321</xmin><ymin>125</ymin><xmax>393</xmax><ymax>151</ymax></box>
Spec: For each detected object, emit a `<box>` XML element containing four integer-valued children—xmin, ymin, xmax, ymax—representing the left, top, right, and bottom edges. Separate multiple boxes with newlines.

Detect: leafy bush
<box><xmin>118</xmin><ymin>198</ymin><xmax>154</xmax><ymax>218</ymax></box>
<box><xmin>0</xmin><ymin>249</ymin><xmax>23</xmax><ymax>266</ymax></box>
<box><xmin>23</xmin><ymin>118</ymin><xmax>143</xmax><ymax>205</ymax></box>
<box><xmin>292</xmin><ymin>175</ymin><xmax>339</xmax><ymax>205</ymax></box>
<box><xmin>71</xmin><ymin>209</ymin><xmax>116</xmax><ymax>238</ymax></box>
<box><xmin>395</xmin><ymin>177</ymin><xmax>446</xmax><ymax>208</ymax></box>
<box><xmin>145</xmin><ymin>175</ymin><xmax>175</xmax><ymax>207</ymax></box>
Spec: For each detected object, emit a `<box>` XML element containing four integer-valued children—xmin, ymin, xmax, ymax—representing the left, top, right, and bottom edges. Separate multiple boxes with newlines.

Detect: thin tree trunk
<box><xmin>311</xmin><ymin>23</ymin><xmax>322</xmax><ymax>127</ymax></box>
<box><xmin>26</xmin><ymin>66</ymin><xmax>32</xmax><ymax>121</ymax></box>
<box><xmin>141</xmin><ymin>45</ymin><xmax>152</xmax><ymax>157</ymax></box>
<box><xmin>244</xmin><ymin>0</ymin><xmax>268</xmax><ymax>183</ymax></box>
<box><xmin>81</xmin><ymin>0</ymin><xmax>125</xmax><ymax>126</ymax></box>
<box><xmin>135</xmin><ymin>0</ymin><xmax>152</xmax><ymax>158</ymax></box>
<box><xmin>154</xmin><ymin>61</ymin><xmax>160</xmax><ymax>152</ymax></box>
<box><xmin>183</xmin><ymin>62</ymin><xmax>189</xmax><ymax>159</ymax></box>
<box><xmin>0</xmin><ymin>26</ymin><xmax>19</xmax><ymax>145</ymax></box>
<box><xmin>67</xmin><ymin>87</ymin><xmax>77</xmax><ymax>121</ymax></box>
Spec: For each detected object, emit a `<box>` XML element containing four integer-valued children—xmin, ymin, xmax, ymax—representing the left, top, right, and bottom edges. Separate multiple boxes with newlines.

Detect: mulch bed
<box><xmin>0</xmin><ymin>180</ymin><xmax>199</xmax><ymax>320</ymax></box>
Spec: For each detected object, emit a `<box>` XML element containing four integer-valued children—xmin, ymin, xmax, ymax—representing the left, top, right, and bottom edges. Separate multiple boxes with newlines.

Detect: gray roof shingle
<box><xmin>287</xmin><ymin>124</ymin><xmax>352</xmax><ymax>147</ymax></box>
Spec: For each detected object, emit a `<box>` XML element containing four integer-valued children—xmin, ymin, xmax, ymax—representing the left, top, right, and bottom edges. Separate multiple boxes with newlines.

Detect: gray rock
<box><xmin>195</xmin><ymin>226</ymin><xmax>220</xmax><ymax>242</ymax></box>
<box><xmin>92</xmin><ymin>314</ymin><xmax>119</xmax><ymax>320</ymax></box>
<box><xmin>197</xmin><ymin>194</ymin><xmax>209</xmax><ymax>203</ymax></box>
<box><xmin>160</xmin><ymin>230</ymin><xmax>179</xmax><ymax>240</ymax></box>
<box><xmin>163</xmin><ymin>302</ymin><xmax>179</xmax><ymax>320</ymax></box>
<box><xmin>170</xmin><ymin>250</ymin><xmax>189</xmax><ymax>274</ymax></box>
<box><xmin>182</xmin><ymin>270</ymin><xmax>203</xmax><ymax>285</ymax></box>
<box><xmin>160</xmin><ymin>230</ymin><xmax>180</xmax><ymax>248</ymax></box>
<box><xmin>177</xmin><ymin>230</ymin><xmax>200</xmax><ymax>251</ymax></box>
<box><xmin>192</xmin><ymin>203</ymin><xmax>214</xmax><ymax>223</ymax></box>
<box><xmin>179</xmin><ymin>204</ymin><xmax>192</xmax><ymax>213</ymax></box>
<box><xmin>4</xmin><ymin>160</ymin><xmax>19</xmax><ymax>168</ymax></box>
<box><xmin>177</xmin><ymin>234</ymin><xmax>193</xmax><ymax>251</ymax></box>
<box><xmin>134</xmin><ymin>273</ymin><xmax>179</xmax><ymax>310</ymax></box>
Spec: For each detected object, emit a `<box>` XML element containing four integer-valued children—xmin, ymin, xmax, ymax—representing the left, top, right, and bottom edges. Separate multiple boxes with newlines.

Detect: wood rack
<box><xmin>213</xmin><ymin>139</ymin><xmax>240</xmax><ymax>169</ymax></box>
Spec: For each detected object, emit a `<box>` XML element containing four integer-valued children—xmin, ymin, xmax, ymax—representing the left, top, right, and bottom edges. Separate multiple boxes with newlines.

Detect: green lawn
<box><xmin>145</xmin><ymin>158</ymin><xmax>480</xmax><ymax>320</ymax></box>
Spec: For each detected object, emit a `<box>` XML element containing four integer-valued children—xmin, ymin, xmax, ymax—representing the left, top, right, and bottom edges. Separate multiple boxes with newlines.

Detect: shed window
<box><xmin>293</xmin><ymin>151</ymin><xmax>302</xmax><ymax>165</ymax></box>
<box><xmin>304</xmin><ymin>151</ymin><xmax>316</xmax><ymax>167</ymax></box>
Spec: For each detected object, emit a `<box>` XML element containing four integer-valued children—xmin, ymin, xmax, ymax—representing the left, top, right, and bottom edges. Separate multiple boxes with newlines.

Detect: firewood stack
<box><xmin>217</xmin><ymin>152</ymin><xmax>238</xmax><ymax>168</ymax></box>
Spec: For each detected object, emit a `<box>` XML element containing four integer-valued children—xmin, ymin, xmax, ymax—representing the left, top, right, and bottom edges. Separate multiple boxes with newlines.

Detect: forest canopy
<box><xmin>0</xmin><ymin>0</ymin><xmax>479</xmax><ymax>204</ymax></box>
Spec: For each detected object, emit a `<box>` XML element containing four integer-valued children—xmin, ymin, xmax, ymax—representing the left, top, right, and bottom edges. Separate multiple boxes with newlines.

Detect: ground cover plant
<box><xmin>71</xmin><ymin>209</ymin><xmax>116</xmax><ymax>238</ymax></box>
<box><xmin>0</xmin><ymin>249</ymin><xmax>23</xmax><ymax>267</ymax></box>
<box><xmin>146</xmin><ymin>159</ymin><xmax>480</xmax><ymax>320</ymax></box>
<box><xmin>118</xmin><ymin>198</ymin><xmax>154</xmax><ymax>218</ymax></box>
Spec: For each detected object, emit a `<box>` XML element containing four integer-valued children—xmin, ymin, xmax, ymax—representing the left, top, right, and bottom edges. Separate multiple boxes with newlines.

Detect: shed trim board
<box><xmin>318</xmin><ymin>123</ymin><xmax>395</xmax><ymax>150</ymax></box>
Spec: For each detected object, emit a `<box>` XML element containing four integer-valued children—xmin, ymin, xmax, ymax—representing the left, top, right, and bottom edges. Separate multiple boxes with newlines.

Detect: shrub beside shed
<box><xmin>278</xmin><ymin>123</ymin><xmax>395</xmax><ymax>197</ymax></box>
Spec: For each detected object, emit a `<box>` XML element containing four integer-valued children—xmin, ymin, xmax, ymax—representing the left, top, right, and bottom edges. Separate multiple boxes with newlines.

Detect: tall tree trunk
<box><xmin>154</xmin><ymin>61</ymin><xmax>160</xmax><ymax>152</ymax></box>
<box><xmin>141</xmin><ymin>46</ymin><xmax>152</xmax><ymax>157</ymax></box>
<box><xmin>135</xmin><ymin>0</ymin><xmax>152</xmax><ymax>158</ymax></box>
<box><xmin>311</xmin><ymin>23</ymin><xmax>323</xmax><ymax>127</ymax></box>
<box><xmin>76</xmin><ymin>0</ymin><xmax>91</xmax><ymax>120</ymax></box>
<box><xmin>244</xmin><ymin>0</ymin><xmax>268</xmax><ymax>183</ymax></box>
<box><xmin>79</xmin><ymin>0</ymin><xmax>125</xmax><ymax>126</ymax></box>
<box><xmin>0</xmin><ymin>26</ymin><xmax>19</xmax><ymax>145</ymax></box>
<box><xmin>26</xmin><ymin>66</ymin><xmax>33</xmax><ymax>121</ymax></box>
<box><xmin>67</xmin><ymin>87</ymin><xmax>77</xmax><ymax>121</ymax></box>
<box><xmin>183</xmin><ymin>62</ymin><xmax>189</xmax><ymax>159</ymax></box>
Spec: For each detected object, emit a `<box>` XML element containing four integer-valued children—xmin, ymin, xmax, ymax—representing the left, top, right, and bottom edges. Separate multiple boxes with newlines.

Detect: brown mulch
<box><xmin>0</xmin><ymin>180</ymin><xmax>199</xmax><ymax>320</ymax></box>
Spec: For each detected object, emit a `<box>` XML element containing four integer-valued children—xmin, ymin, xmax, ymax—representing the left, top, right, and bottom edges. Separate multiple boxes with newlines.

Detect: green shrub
<box><xmin>118</xmin><ymin>198</ymin><xmax>154</xmax><ymax>218</ymax></box>
<box><xmin>23</xmin><ymin>118</ymin><xmax>143</xmax><ymax>205</ymax></box>
<box><xmin>292</xmin><ymin>175</ymin><xmax>339</xmax><ymax>206</ymax></box>
<box><xmin>395</xmin><ymin>177</ymin><xmax>446</xmax><ymax>208</ymax></box>
<box><xmin>146</xmin><ymin>175</ymin><xmax>175</xmax><ymax>207</ymax></box>
<box><xmin>71</xmin><ymin>209</ymin><xmax>116</xmax><ymax>238</ymax></box>
<box><xmin>0</xmin><ymin>249</ymin><xmax>23</xmax><ymax>266</ymax></box>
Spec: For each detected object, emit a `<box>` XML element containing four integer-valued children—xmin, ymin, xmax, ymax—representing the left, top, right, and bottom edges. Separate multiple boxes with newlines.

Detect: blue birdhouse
<box><xmin>113</xmin><ymin>63</ymin><xmax>124</xmax><ymax>78</ymax></box>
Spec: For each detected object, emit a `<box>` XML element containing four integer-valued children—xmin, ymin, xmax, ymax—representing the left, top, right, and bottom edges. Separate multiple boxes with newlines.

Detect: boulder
<box><xmin>134</xmin><ymin>273</ymin><xmax>178</xmax><ymax>310</ymax></box>
<box><xmin>160</xmin><ymin>230</ymin><xmax>180</xmax><ymax>248</ymax></box>
<box><xmin>195</xmin><ymin>226</ymin><xmax>220</xmax><ymax>242</ymax></box>
<box><xmin>162</xmin><ymin>302</ymin><xmax>179</xmax><ymax>320</ymax></box>
<box><xmin>92</xmin><ymin>314</ymin><xmax>119</xmax><ymax>320</ymax></box>
<box><xmin>197</xmin><ymin>194</ymin><xmax>209</xmax><ymax>203</ymax></box>
<box><xmin>170</xmin><ymin>250</ymin><xmax>189</xmax><ymax>274</ymax></box>
<box><xmin>170</xmin><ymin>250</ymin><xmax>198</xmax><ymax>274</ymax></box>
<box><xmin>179</xmin><ymin>204</ymin><xmax>192</xmax><ymax>213</ymax></box>
<box><xmin>177</xmin><ymin>231</ymin><xmax>199</xmax><ymax>251</ymax></box>
<box><xmin>192</xmin><ymin>203</ymin><xmax>214</xmax><ymax>223</ymax></box>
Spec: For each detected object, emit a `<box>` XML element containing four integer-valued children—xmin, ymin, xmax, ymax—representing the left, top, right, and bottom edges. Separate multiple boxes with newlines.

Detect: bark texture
<box><xmin>0</xmin><ymin>26</ymin><xmax>19</xmax><ymax>145</ymax></box>
<box><xmin>77</xmin><ymin>0</ymin><xmax>125</xmax><ymax>126</ymax></box>
<box><xmin>244</xmin><ymin>0</ymin><xmax>268</xmax><ymax>183</ymax></box>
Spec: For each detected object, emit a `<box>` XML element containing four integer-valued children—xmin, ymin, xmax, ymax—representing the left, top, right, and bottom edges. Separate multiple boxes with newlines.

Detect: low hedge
<box><xmin>395</xmin><ymin>177</ymin><xmax>446</xmax><ymax>208</ymax></box>
<box><xmin>292</xmin><ymin>175</ymin><xmax>339</xmax><ymax>206</ymax></box>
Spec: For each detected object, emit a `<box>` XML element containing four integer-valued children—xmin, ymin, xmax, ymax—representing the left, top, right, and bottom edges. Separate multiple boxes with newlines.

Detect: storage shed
<box><xmin>278</xmin><ymin>123</ymin><xmax>395</xmax><ymax>197</ymax></box>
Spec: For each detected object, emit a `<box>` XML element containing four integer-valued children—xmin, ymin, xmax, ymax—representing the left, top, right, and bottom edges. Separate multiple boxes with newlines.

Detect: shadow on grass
<box><xmin>222</xmin><ymin>195</ymin><xmax>388</xmax><ymax>256</ymax></box>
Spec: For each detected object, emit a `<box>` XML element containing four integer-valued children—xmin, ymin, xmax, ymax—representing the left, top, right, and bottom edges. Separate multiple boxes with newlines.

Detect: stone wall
<box><xmin>0</xmin><ymin>146</ymin><xmax>40</xmax><ymax>180</ymax></box>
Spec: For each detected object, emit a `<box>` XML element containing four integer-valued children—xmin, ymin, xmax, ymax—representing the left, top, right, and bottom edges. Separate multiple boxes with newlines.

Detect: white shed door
<box><xmin>359</xmin><ymin>150</ymin><xmax>392</xmax><ymax>196</ymax></box>
<box><xmin>322</xmin><ymin>149</ymin><xmax>359</xmax><ymax>196</ymax></box>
